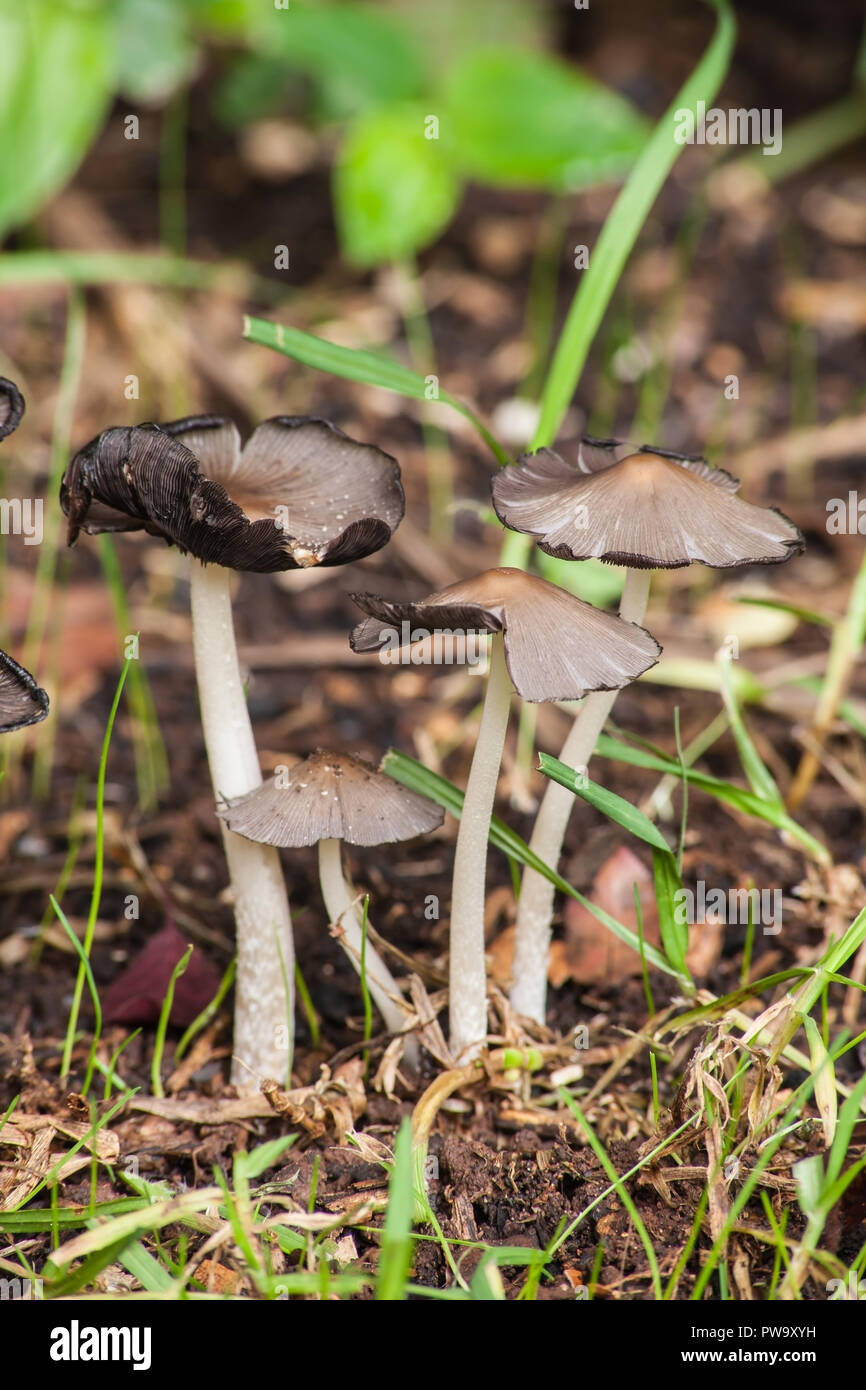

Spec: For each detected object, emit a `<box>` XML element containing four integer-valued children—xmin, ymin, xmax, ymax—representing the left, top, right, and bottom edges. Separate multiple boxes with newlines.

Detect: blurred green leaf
<box><xmin>213</xmin><ymin>51</ymin><xmax>302</xmax><ymax>129</ymax></box>
<box><xmin>114</xmin><ymin>0</ymin><xmax>197</xmax><ymax>104</ymax></box>
<box><xmin>250</xmin><ymin>2</ymin><xmax>425</xmax><ymax>121</ymax></box>
<box><xmin>0</xmin><ymin>0</ymin><xmax>113</xmax><ymax>240</ymax></box>
<box><xmin>378</xmin><ymin>0</ymin><xmax>551</xmax><ymax>80</ymax></box>
<box><xmin>442</xmin><ymin>47</ymin><xmax>648</xmax><ymax>191</ymax></box>
<box><xmin>536</xmin><ymin>551</ymin><xmax>624</xmax><ymax>607</ymax></box>
<box><xmin>335</xmin><ymin>103</ymin><xmax>459</xmax><ymax>265</ymax></box>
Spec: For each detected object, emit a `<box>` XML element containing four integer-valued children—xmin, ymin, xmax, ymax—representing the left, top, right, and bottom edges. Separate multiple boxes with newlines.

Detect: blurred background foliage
<box><xmin>0</xmin><ymin>0</ymin><xmax>650</xmax><ymax>263</ymax></box>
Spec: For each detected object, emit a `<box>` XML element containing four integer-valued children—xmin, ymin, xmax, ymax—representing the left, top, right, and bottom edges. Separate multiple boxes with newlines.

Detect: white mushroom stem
<box><xmin>510</xmin><ymin>569</ymin><xmax>652</xmax><ymax>1023</ymax></box>
<box><xmin>449</xmin><ymin>632</ymin><xmax>512</xmax><ymax>1062</ymax></box>
<box><xmin>189</xmin><ymin>559</ymin><xmax>295</xmax><ymax>1091</ymax></box>
<box><xmin>317</xmin><ymin>836</ymin><xmax>418</xmax><ymax>1063</ymax></box>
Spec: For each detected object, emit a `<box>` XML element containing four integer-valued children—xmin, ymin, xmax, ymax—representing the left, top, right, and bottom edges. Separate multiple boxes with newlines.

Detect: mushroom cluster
<box><xmin>492</xmin><ymin>436</ymin><xmax>804</xmax><ymax>1023</ymax></box>
<box><xmin>62</xmin><ymin>415</ymin><xmax>409</xmax><ymax>1089</ymax></box>
<box><xmin>350</xmin><ymin>566</ymin><xmax>659</xmax><ymax>1059</ymax></box>
<box><xmin>60</xmin><ymin>399</ymin><xmax>804</xmax><ymax>1086</ymax></box>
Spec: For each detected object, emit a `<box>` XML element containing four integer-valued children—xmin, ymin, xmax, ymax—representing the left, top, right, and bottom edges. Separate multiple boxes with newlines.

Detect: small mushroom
<box><xmin>219</xmin><ymin>750</ymin><xmax>444</xmax><ymax>1058</ymax></box>
<box><xmin>0</xmin><ymin>377</ymin><xmax>25</xmax><ymax>441</ymax></box>
<box><xmin>0</xmin><ymin>650</ymin><xmax>49</xmax><ymax>733</ymax></box>
<box><xmin>350</xmin><ymin>567</ymin><xmax>659</xmax><ymax>1061</ymax></box>
<box><xmin>62</xmin><ymin>415</ymin><xmax>404</xmax><ymax>1089</ymax></box>
<box><xmin>493</xmin><ymin>438</ymin><xmax>805</xmax><ymax>1023</ymax></box>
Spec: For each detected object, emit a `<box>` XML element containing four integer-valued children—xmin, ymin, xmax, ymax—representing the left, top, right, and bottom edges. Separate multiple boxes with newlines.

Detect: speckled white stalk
<box><xmin>189</xmin><ymin>560</ymin><xmax>295</xmax><ymax>1091</ymax></box>
<box><xmin>510</xmin><ymin>570</ymin><xmax>652</xmax><ymax>1023</ymax></box>
<box><xmin>318</xmin><ymin>837</ymin><xmax>417</xmax><ymax>1063</ymax></box>
<box><xmin>449</xmin><ymin>633</ymin><xmax>512</xmax><ymax>1062</ymax></box>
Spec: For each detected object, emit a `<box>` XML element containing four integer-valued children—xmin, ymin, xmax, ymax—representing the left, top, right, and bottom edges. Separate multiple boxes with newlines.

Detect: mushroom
<box><xmin>493</xmin><ymin>437</ymin><xmax>805</xmax><ymax>1023</ymax></box>
<box><xmin>0</xmin><ymin>650</ymin><xmax>49</xmax><ymax>733</ymax></box>
<box><xmin>349</xmin><ymin>566</ymin><xmax>660</xmax><ymax>1060</ymax></box>
<box><xmin>0</xmin><ymin>378</ymin><xmax>48</xmax><ymax>734</ymax></box>
<box><xmin>0</xmin><ymin>377</ymin><xmax>25</xmax><ymax>441</ymax></box>
<box><xmin>61</xmin><ymin>415</ymin><xmax>404</xmax><ymax>1089</ymax></box>
<box><xmin>218</xmin><ymin>749</ymin><xmax>444</xmax><ymax>1060</ymax></box>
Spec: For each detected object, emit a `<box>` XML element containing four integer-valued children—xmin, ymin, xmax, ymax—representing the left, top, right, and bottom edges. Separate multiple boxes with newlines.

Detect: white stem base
<box><xmin>189</xmin><ymin>560</ymin><xmax>295</xmax><ymax>1091</ymax></box>
<box><xmin>509</xmin><ymin>570</ymin><xmax>652</xmax><ymax>1023</ymax></box>
<box><xmin>318</xmin><ymin>838</ymin><xmax>418</xmax><ymax>1066</ymax></box>
<box><xmin>449</xmin><ymin>633</ymin><xmax>512</xmax><ymax>1062</ymax></box>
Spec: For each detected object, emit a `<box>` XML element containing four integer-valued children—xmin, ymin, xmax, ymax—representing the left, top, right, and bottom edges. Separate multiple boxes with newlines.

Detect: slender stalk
<box><xmin>188</xmin><ymin>559</ymin><xmax>294</xmax><ymax>1091</ymax></box>
<box><xmin>60</xmin><ymin>658</ymin><xmax>131</xmax><ymax>1083</ymax></box>
<box><xmin>449</xmin><ymin>633</ymin><xmax>512</xmax><ymax>1061</ymax></box>
<box><xmin>317</xmin><ymin>836</ymin><xmax>416</xmax><ymax>1060</ymax></box>
<box><xmin>510</xmin><ymin>569</ymin><xmax>652</xmax><ymax>1023</ymax></box>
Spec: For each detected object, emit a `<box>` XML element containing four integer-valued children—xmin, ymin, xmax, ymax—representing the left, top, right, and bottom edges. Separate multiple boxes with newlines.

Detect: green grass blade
<box><xmin>376</xmin><ymin>1118</ymin><xmax>415</xmax><ymax>1301</ymax></box>
<box><xmin>50</xmin><ymin>896</ymin><xmax>102</xmax><ymax>1096</ymax></box>
<box><xmin>151</xmin><ymin>945</ymin><xmax>193</xmax><ymax>1098</ymax></box>
<box><xmin>243</xmin><ymin>315</ymin><xmax>509</xmax><ymax>465</ymax></box>
<box><xmin>594</xmin><ymin>733</ymin><xmax>830</xmax><ymax>864</ymax></box>
<box><xmin>718</xmin><ymin>652</ymin><xmax>783</xmax><ymax>805</ymax></box>
<box><xmin>531</xmin><ymin>0</ymin><xmax>736</xmax><ymax>448</ymax></box>
<box><xmin>539</xmin><ymin>753</ymin><xmax>673</xmax><ymax>853</ymax></box>
<box><xmin>174</xmin><ymin>958</ymin><xmax>236</xmax><ymax>1063</ymax></box>
<box><xmin>383</xmin><ymin>747</ymin><xmax>684</xmax><ymax>980</ymax></box>
<box><xmin>61</xmin><ymin>655</ymin><xmax>133</xmax><ymax>1083</ymax></box>
<box><xmin>559</xmin><ymin>1090</ymin><xmax>662</xmax><ymax>1299</ymax></box>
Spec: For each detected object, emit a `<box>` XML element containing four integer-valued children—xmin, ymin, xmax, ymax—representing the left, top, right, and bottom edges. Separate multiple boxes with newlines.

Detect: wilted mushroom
<box><xmin>219</xmin><ymin>750</ymin><xmax>444</xmax><ymax>1058</ymax></box>
<box><xmin>350</xmin><ymin>567</ymin><xmax>659</xmax><ymax>1061</ymax></box>
<box><xmin>0</xmin><ymin>378</ymin><xmax>48</xmax><ymax>735</ymax></box>
<box><xmin>0</xmin><ymin>377</ymin><xmax>25</xmax><ymax>441</ymax></box>
<box><xmin>61</xmin><ymin>415</ymin><xmax>404</xmax><ymax>1089</ymax></box>
<box><xmin>0</xmin><ymin>650</ymin><xmax>49</xmax><ymax>733</ymax></box>
<box><xmin>493</xmin><ymin>438</ymin><xmax>804</xmax><ymax>1023</ymax></box>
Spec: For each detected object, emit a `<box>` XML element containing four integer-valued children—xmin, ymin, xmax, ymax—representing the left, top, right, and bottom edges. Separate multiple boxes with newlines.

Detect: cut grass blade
<box><xmin>243</xmin><ymin>314</ymin><xmax>509</xmax><ymax>466</ymax></box>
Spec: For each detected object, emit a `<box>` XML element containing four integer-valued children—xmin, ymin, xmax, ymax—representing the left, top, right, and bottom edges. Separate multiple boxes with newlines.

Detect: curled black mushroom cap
<box><xmin>0</xmin><ymin>377</ymin><xmax>25</xmax><ymax>441</ymax></box>
<box><xmin>61</xmin><ymin>415</ymin><xmax>405</xmax><ymax>572</ymax></box>
<box><xmin>492</xmin><ymin>439</ymin><xmax>805</xmax><ymax>570</ymax></box>
<box><xmin>0</xmin><ymin>650</ymin><xmax>49</xmax><ymax>733</ymax></box>
<box><xmin>349</xmin><ymin>566</ymin><xmax>660</xmax><ymax>702</ymax></box>
<box><xmin>217</xmin><ymin>749</ymin><xmax>445</xmax><ymax>848</ymax></box>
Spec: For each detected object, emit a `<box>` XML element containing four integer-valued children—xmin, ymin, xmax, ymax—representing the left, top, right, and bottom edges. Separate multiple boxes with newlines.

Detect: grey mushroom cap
<box><xmin>349</xmin><ymin>566</ymin><xmax>660</xmax><ymax>703</ymax></box>
<box><xmin>0</xmin><ymin>377</ymin><xmax>25</xmax><ymax>441</ymax></box>
<box><xmin>217</xmin><ymin>749</ymin><xmax>445</xmax><ymax>848</ymax></box>
<box><xmin>0</xmin><ymin>651</ymin><xmax>49</xmax><ymax>733</ymax></box>
<box><xmin>491</xmin><ymin>440</ymin><xmax>805</xmax><ymax>570</ymax></box>
<box><xmin>61</xmin><ymin>415</ymin><xmax>404</xmax><ymax>572</ymax></box>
